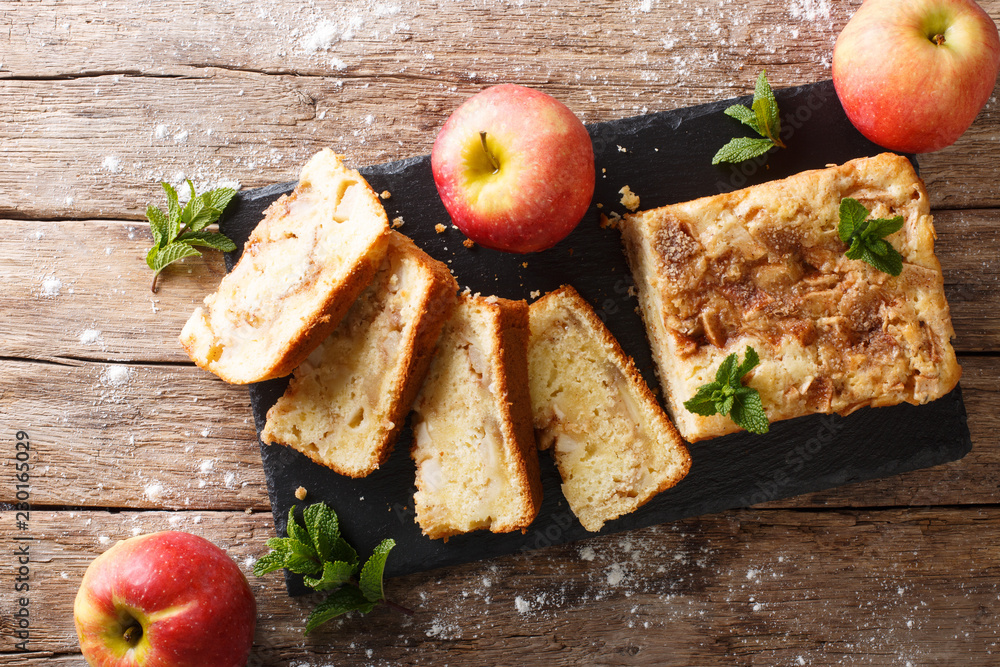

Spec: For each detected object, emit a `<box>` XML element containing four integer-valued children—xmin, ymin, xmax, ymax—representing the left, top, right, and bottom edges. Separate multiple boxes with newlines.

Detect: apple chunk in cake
<box><xmin>528</xmin><ymin>286</ymin><xmax>691</xmax><ymax>532</ymax></box>
<box><xmin>411</xmin><ymin>295</ymin><xmax>543</xmax><ymax>540</ymax></box>
<box><xmin>260</xmin><ymin>232</ymin><xmax>458</xmax><ymax>478</ymax></box>
<box><xmin>180</xmin><ymin>149</ymin><xmax>390</xmax><ymax>384</ymax></box>
<box><xmin>620</xmin><ymin>153</ymin><xmax>960</xmax><ymax>442</ymax></box>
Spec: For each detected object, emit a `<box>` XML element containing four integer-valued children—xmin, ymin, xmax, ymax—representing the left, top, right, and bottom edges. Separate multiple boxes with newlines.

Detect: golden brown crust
<box><xmin>410</xmin><ymin>293</ymin><xmax>542</xmax><ymax>540</ymax></box>
<box><xmin>179</xmin><ymin>149</ymin><xmax>390</xmax><ymax>384</ymax></box>
<box><xmin>489</xmin><ymin>296</ymin><xmax>544</xmax><ymax>532</ymax></box>
<box><xmin>528</xmin><ymin>285</ymin><xmax>690</xmax><ymax>530</ymax></box>
<box><xmin>620</xmin><ymin>153</ymin><xmax>961</xmax><ymax>442</ymax></box>
<box><xmin>260</xmin><ymin>230</ymin><xmax>457</xmax><ymax>477</ymax></box>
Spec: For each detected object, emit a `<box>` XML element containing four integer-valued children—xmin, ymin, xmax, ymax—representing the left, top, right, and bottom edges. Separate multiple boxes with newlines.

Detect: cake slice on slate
<box><xmin>261</xmin><ymin>231</ymin><xmax>458</xmax><ymax>477</ymax></box>
<box><xmin>528</xmin><ymin>285</ymin><xmax>691</xmax><ymax>532</ymax></box>
<box><xmin>180</xmin><ymin>148</ymin><xmax>390</xmax><ymax>384</ymax></box>
<box><xmin>411</xmin><ymin>294</ymin><xmax>543</xmax><ymax>540</ymax></box>
<box><xmin>620</xmin><ymin>153</ymin><xmax>961</xmax><ymax>442</ymax></box>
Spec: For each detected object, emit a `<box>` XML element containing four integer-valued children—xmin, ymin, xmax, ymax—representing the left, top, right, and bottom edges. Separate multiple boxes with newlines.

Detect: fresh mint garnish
<box><xmin>837</xmin><ymin>198</ymin><xmax>905</xmax><ymax>276</ymax></box>
<box><xmin>684</xmin><ymin>346</ymin><xmax>770</xmax><ymax>434</ymax></box>
<box><xmin>712</xmin><ymin>70</ymin><xmax>786</xmax><ymax>165</ymax></box>
<box><xmin>145</xmin><ymin>181</ymin><xmax>237</xmax><ymax>292</ymax></box>
<box><xmin>253</xmin><ymin>502</ymin><xmax>401</xmax><ymax>634</ymax></box>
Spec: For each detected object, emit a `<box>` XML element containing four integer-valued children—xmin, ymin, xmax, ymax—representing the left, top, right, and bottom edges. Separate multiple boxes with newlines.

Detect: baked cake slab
<box><xmin>620</xmin><ymin>153</ymin><xmax>961</xmax><ymax>442</ymax></box>
<box><xmin>180</xmin><ymin>149</ymin><xmax>390</xmax><ymax>384</ymax></box>
<box><xmin>261</xmin><ymin>231</ymin><xmax>458</xmax><ymax>477</ymax></box>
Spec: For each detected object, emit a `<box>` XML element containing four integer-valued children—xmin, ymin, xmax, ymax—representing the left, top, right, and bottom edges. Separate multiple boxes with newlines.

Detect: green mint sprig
<box><xmin>145</xmin><ymin>181</ymin><xmax>237</xmax><ymax>293</ymax></box>
<box><xmin>253</xmin><ymin>502</ymin><xmax>400</xmax><ymax>634</ymax></box>
<box><xmin>837</xmin><ymin>198</ymin><xmax>905</xmax><ymax>276</ymax></box>
<box><xmin>712</xmin><ymin>70</ymin><xmax>787</xmax><ymax>165</ymax></box>
<box><xmin>683</xmin><ymin>346</ymin><xmax>770</xmax><ymax>434</ymax></box>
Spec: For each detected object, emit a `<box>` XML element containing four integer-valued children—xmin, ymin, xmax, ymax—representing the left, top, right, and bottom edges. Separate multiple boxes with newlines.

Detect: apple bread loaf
<box><xmin>180</xmin><ymin>149</ymin><xmax>390</xmax><ymax>384</ymax></box>
<box><xmin>260</xmin><ymin>232</ymin><xmax>458</xmax><ymax>477</ymax></box>
<box><xmin>411</xmin><ymin>294</ymin><xmax>543</xmax><ymax>540</ymax></box>
<box><xmin>620</xmin><ymin>153</ymin><xmax>961</xmax><ymax>442</ymax></box>
<box><xmin>527</xmin><ymin>285</ymin><xmax>691</xmax><ymax>532</ymax></box>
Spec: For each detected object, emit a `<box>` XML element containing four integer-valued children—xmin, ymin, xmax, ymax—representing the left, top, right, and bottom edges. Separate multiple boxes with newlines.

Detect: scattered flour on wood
<box><xmin>144</xmin><ymin>482</ymin><xmax>165</xmax><ymax>502</ymax></box>
<box><xmin>101</xmin><ymin>155</ymin><xmax>123</xmax><ymax>173</ymax></box>
<box><xmin>41</xmin><ymin>276</ymin><xmax>63</xmax><ymax>297</ymax></box>
<box><xmin>79</xmin><ymin>329</ymin><xmax>103</xmax><ymax>345</ymax></box>
<box><xmin>100</xmin><ymin>365</ymin><xmax>133</xmax><ymax>388</ymax></box>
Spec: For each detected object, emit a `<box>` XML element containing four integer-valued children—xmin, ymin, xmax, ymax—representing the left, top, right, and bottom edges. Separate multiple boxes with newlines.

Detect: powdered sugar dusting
<box><xmin>40</xmin><ymin>276</ymin><xmax>63</xmax><ymax>297</ymax></box>
<box><xmin>788</xmin><ymin>0</ymin><xmax>831</xmax><ymax>21</ymax></box>
<box><xmin>99</xmin><ymin>365</ymin><xmax>133</xmax><ymax>388</ymax></box>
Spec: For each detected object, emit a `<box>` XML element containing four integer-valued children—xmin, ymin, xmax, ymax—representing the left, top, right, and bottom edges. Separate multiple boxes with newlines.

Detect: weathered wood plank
<box><xmin>2</xmin><ymin>209</ymin><xmax>998</xmax><ymax>367</ymax></box>
<box><xmin>0</xmin><ymin>359</ymin><xmax>267</xmax><ymax>510</ymax></box>
<box><xmin>3</xmin><ymin>507</ymin><xmax>1000</xmax><ymax>664</ymax></box>
<box><xmin>0</xmin><ymin>355</ymin><xmax>996</xmax><ymax>510</ymax></box>
<box><xmin>0</xmin><ymin>1</ymin><xmax>998</xmax><ymax>218</ymax></box>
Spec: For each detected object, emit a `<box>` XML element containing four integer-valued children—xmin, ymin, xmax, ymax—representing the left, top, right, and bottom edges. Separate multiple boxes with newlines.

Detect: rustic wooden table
<box><xmin>2</xmin><ymin>1</ymin><xmax>999</xmax><ymax>664</ymax></box>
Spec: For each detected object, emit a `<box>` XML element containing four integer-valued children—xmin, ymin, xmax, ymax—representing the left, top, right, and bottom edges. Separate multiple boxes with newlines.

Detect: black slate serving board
<box><xmin>219</xmin><ymin>80</ymin><xmax>972</xmax><ymax>590</ymax></box>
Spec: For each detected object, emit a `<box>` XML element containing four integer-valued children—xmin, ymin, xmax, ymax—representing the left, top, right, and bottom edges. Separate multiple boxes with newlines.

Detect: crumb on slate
<box><xmin>380</xmin><ymin>190</ymin><xmax>391</xmax><ymax>200</ymax></box>
<box><xmin>530</xmin><ymin>290</ymin><xmax>541</xmax><ymax>299</ymax></box>
<box><xmin>619</xmin><ymin>185</ymin><xmax>640</xmax><ymax>212</ymax></box>
<box><xmin>462</xmin><ymin>238</ymin><xmax>475</xmax><ymax>248</ymax></box>
<box><xmin>295</xmin><ymin>486</ymin><xmax>308</xmax><ymax>501</ymax></box>
<box><xmin>391</xmin><ymin>216</ymin><xmax>405</xmax><ymax>229</ymax></box>
<box><xmin>435</xmin><ymin>223</ymin><xmax>446</xmax><ymax>233</ymax></box>
<box><xmin>600</xmin><ymin>211</ymin><xmax>622</xmax><ymax>230</ymax></box>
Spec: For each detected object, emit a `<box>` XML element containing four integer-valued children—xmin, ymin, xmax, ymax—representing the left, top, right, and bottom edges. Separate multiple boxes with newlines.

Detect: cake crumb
<box><xmin>435</xmin><ymin>223</ymin><xmax>447</xmax><ymax>233</ymax></box>
<box><xmin>530</xmin><ymin>290</ymin><xmax>541</xmax><ymax>299</ymax></box>
<box><xmin>462</xmin><ymin>238</ymin><xmax>475</xmax><ymax>249</ymax></box>
<box><xmin>391</xmin><ymin>216</ymin><xmax>405</xmax><ymax>229</ymax></box>
<box><xmin>521</xmin><ymin>262</ymin><xmax>528</xmax><ymax>268</ymax></box>
<box><xmin>600</xmin><ymin>211</ymin><xmax>623</xmax><ymax>230</ymax></box>
<box><xmin>619</xmin><ymin>185</ymin><xmax>640</xmax><ymax>212</ymax></box>
<box><xmin>617</xmin><ymin>145</ymin><xmax>627</xmax><ymax>153</ymax></box>
<box><xmin>380</xmin><ymin>190</ymin><xmax>392</xmax><ymax>200</ymax></box>
<box><xmin>295</xmin><ymin>486</ymin><xmax>308</xmax><ymax>501</ymax></box>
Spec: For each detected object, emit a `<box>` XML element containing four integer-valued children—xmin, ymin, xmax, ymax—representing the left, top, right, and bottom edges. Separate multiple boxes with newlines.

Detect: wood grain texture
<box><xmin>0</xmin><ymin>1</ymin><xmax>999</xmax><ymax>219</ymax></box>
<box><xmin>3</xmin><ymin>507</ymin><xmax>1000</xmax><ymax>664</ymax></box>
<box><xmin>0</xmin><ymin>354</ymin><xmax>996</xmax><ymax>511</ymax></box>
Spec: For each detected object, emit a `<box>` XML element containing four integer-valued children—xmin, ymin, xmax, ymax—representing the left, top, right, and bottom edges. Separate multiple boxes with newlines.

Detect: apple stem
<box><xmin>122</xmin><ymin>622</ymin><xmax>143</xmax><ymax>647</ymax></box>
<box><xmin>932</xmin><ymin>33</ymin><xmax>946</xmax><ymax>46</ymax></box>
<box><xmin>479</xmin><ymin>131</ymin><xmax>500</xmax><ymax>174</ymax></box>
<box><xmin>151</xmin><ymin>271</ymin><xmax>161</xmax><ymax>294</ymax></box>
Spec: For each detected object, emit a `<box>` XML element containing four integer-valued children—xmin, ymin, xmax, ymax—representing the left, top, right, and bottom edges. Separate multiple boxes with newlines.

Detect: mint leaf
<box><xmin>149</xmin><ymin>242</ymin><xmax>200</xmax><ymax>272</ymax></box>
<box><xmin>146</xmin><ymin>205</ymin><xmax>169</xmax><ymax>249</ymax></box>
<box><xmin>204</xmin><ymin>187</ymin><xmax>237</xmax><ymax>213</ymax></box>
<box><xmin>752</xmin><ymin>70</ymin><xmax>783</xmax><ymax>148</ymax></box>
<box><xmin>144</xmin><ymin>181</ymin><xmax>238</xmax><ymax>292</ymax></box>
<box><xmin>684</xmin><ymin>347</ymin><xmax>769</xmax><ymax>434</ymax></box>
<box><xmin>304</xmin><ymin>560</ymin><xmax>356</xmax><ymax>592</ymax></box>
<box><xmin>252</xmin><ymin>551</ymin><xmax>288</xmax><ymax>577</ymax></box>
<box><xmin>723</xmin><ymin>104</ymin><xmax>761</xmax><ymax>133</ymax></box>
<box><xmin>305</xmin><ymin>587</ymin><xmax>377</xmax><ymax>635</ymax></box>
<box><xmin>730</xmin><ymin>386</ymin><xmax>770</xmax><ymax>434</ymax></box>
<box><xmin>837</xmin><ymin>198</ymin><xmax>905</xmax><ymax>276</ymax></box>
<box><xmin>304</xmin><ymin>502</ymin><xmax>340</xmax><ymax>562</ymax></box>
<box><xmin>286</xmin><ymin>506</ymin><xmax>310</xmax><ymax>545</ymax></box>
<box><xmin>711</xmin><ymin>137</ymin><xmax>774</xmax><ymax>165</ymax></box>
<box><xmin>838</xmin><ymin>198</ymin><xmax>868</xmax><ymax>243</ymax></box>
<box><xmin>734</xmin><ymin>345</ymin><xmax>760</xmax><ymax>381</ymax></box>
<box><xmin>714</xmin><ymin>70</ymin><xmax>786</xmax><ymax>164</ymax></box>
<box><xmin>683</xmin><ymin>385</ymin><xmax>721</xmax><ymax>417</ymax></box>
<box><xmin>177</xmin><ymin>230</ymin><xmax>237</xmax><ymax>252</ymax></box>
<box><xmin>255</xmin><ymin>501</ymin><xmax>400</xmax><ymax>634</ymax></box>
<box><xmin>359</xmin><ymin>539</ymin><xmax>395</xmax><ymax>603</ymax></box>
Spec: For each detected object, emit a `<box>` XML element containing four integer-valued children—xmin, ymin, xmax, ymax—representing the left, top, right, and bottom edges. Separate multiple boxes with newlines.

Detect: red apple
<box><xmin>74</xmin><ymin>531</ymin><xmax>256</xmax><ymax>667</ymax></box>
<box><xmin>431</xmin><ymin>84</ymin><xmax>595</xmax><ymax>253</ymax></box>
<box><xmin>833</xmin><ymin>0</ymin><xmax>1000</xmax><ymax>153</ymax></box>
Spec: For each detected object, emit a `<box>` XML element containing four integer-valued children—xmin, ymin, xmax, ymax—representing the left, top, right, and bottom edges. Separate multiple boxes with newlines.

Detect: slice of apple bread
<box><xmin>411</xmin><ymin>294</ymin><xmax>543</xmax><ymax>540</ymax></box>
<box><xmin>528</xmin><ymin>285</ymin><xmax>691</xmax><ymax>532</ymax></box>
<box><xmin>180</xmin><ymin>148</ymin><xmax>390</xmax><ymax>384</ymax></box>
<box><xmin>260</xmin><ymin>232</ymin><xmax>458</xmax><ymax>477</ymax></box>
